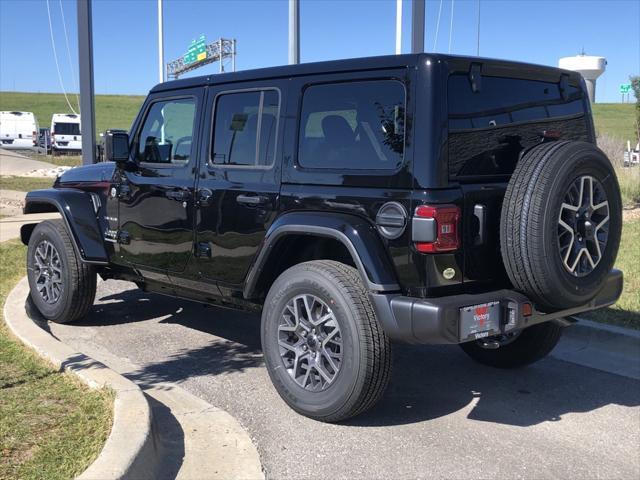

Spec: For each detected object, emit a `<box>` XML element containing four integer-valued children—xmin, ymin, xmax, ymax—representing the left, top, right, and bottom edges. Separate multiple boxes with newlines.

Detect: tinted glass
<box><xmin>54</xmin><ymin>122</ymin><xmax>80</xmax><ymax>135</ymax></box>
<box><xmin>298</xmin><ymin>80</ymin><xmax>405</xmax><ymax>170</ymax></box>
<box><xmin>447</xmin><ymin>74</ymin><xmax>587</xmax><ymax>177</ymax></box>
<box><xmin>136</xmin><ymin>98</ymin><xmax>196</xmax><ymax>165</ymax></box>
<box><xmin>212</xmin><ymin>90</ymin><xmax>279</xmax><ymax>167</ymax></box>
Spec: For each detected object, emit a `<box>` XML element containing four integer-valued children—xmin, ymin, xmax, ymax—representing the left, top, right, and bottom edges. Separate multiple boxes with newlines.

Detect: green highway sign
<box><xmin>184</xmin><ymin>35</ymin><xmax>207</xmax><ymax>65</ymax></box>
<box><xmin>619</xmin><ymin>84</ymin><xmax>632</xmax><ymax>94</ymax></box>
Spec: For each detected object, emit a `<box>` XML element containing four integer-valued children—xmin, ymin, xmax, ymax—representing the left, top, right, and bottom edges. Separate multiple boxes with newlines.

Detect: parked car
<box><xmin>0</xmin><ymin>111</ymin><xmax>38</xmax><ymax>149</ymax></box>
<box><xmin>51</xmin><ymin>113</ymin><xmax>81</xmax><ymax>155</ymax></box>
<box><xmin>20</xmin><ymin>54</ymin><xmax>623</xmax><ymax>422</ymax></box>
<box><xmin>38</xmin><ymin>127</ymin><xmax>52</xmax><ymax>154</ymax></box>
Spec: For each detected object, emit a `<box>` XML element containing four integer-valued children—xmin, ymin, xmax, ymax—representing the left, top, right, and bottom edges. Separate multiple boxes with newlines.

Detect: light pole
<box><xmin>396</xmin><ymin>0</ymin><xmax>402</xmax><ymax>54</ymax></box>
<box><xmin>158</xmin><ymin>0</ymin><xmax>164</xmax><ymax>83</ymax></box>
<box><xmin>289</xmin><ymin>0</ymin><xmax>300</xmax><ymax>64</ymax></box>
<box><xmin>411</xmin><ymin>0</ymin><xmax>425</xmax><ymax>54</ymax></box>
<box><xmin>77</xmin><ymin>0</ymin><xmax>95</xmax><ymax>165</ymax></box>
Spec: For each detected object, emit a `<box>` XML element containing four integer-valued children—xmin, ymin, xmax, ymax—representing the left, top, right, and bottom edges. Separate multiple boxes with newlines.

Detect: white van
<box><xmin>0</xmin><ymin>111</ymin><xmax>38</xmax><ymax>149</ymax></box>
<box><xmin>51</xmin><ymin>113</ymin><xmax>81</xmax><ymax>154</ymax></box>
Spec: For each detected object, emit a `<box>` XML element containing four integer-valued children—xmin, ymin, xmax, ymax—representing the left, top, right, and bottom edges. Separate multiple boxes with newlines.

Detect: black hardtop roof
<box><xmin>150</xmin><ymin>53</ymin><xmax>582</xmax><ymax>93</ymax></box>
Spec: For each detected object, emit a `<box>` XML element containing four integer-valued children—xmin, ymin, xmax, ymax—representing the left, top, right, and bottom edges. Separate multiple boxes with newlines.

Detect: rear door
<box><xmin>53</xmin><ymin>115</ymin><xmax>81</xmax><ymax>148</ymax></box>
<box><xmin>117</xmin><ymin>88</ymin><xmax>203</xmax><ymax>275</ymax></box>
<box><xmin>191</xmin><ymin>82</ymin><xmax>283</xmax><ymax>292</ymax></box>
<box><xmin>446</xmin><ymin>72</ymin><xmax>591</xmax><ymax>288</ymax></box>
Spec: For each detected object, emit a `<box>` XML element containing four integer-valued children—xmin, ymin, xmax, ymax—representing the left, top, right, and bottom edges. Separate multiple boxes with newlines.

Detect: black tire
<box><xmin>501</xmin><ymin>141</ymin><xmax>622</xmax><ymax>311</ymax></box>
<box><xmin>27</xmin><ymin>220</ymin><xmax>96</xmax><ymax>323</ymax></box>
<box><xmin>261</xmin><ymin>260</ymin><xmax>391</xmax><ymax>422</ymax></box>
<box><xmin>459</xmin><ymin>321</ymin><xmax>562</xmax><ymax>368</ymax></box>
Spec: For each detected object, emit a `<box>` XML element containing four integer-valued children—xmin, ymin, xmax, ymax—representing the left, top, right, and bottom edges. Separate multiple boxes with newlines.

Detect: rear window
<box><xmin>54</xmin><ymin>122</ymin><xmax>80</xmax><ymax>135</ymax></box>
<box><xmin>298</xmin><ymin>80</ymin><xmax>405</xmax><ymax>170</ymax></box>
<box><xmin>448</xmin><ymin>74</ymin><xmax>588</xmax><ymax>178</ymax></box>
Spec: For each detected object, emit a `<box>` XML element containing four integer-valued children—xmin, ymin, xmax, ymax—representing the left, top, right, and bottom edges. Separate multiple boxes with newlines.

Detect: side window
<box><xmin>136</xmin><ymin>98</ymin><xmax>196</xmax><ymax>165</ymax></box>
<box><xmin>298</xmin><ymin>80</ymin><xmax>405</xmax><ymax>170</ymax></box>
<box><xmin>211</xmin><ymin>90</ymin><xmax>279</xmax><ymax>167</ymax></box>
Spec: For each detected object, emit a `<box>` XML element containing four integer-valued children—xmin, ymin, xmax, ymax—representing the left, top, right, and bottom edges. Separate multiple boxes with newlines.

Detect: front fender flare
<box><xmin>243</xmin><ymin>211</ymin><xmax>400</xmax><ymax>298</ymax></box>
<box><xmin>22</xmin><ymin>189</ymin><xmax>108</xmax><ymax>264</ymax></box>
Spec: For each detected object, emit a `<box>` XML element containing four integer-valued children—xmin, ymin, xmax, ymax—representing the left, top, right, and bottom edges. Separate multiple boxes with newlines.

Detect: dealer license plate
<box><xmin>459</xmin><ymin>301</ymin><xmax>501</xmax><ymax>342</ymax></box>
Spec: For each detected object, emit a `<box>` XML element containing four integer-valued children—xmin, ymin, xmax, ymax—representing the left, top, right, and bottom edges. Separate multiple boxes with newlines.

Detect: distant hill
<box><xmin>591</xmin><ymin>103</ymin><xmax>636</xmax><ymax>143</ymax></box>
<box><xmin>0</xmin><ymin>91</ymin><xmax>636</xmax><ymax>143</ymax></box>
<box><xmin>0</xmin><ymin>91</ymin><xmax>144</xmax><ymax>135</ymax></box>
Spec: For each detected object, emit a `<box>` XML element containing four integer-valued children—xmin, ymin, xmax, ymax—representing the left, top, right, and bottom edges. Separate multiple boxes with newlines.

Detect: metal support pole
<box><xmin>289</xmin><ymin>0</ymin><xmax>300</xmax><ymax>64</ymax></box>
<box><xmin>411</xmin><ymin>0</ymin><xmax>425</xmax><ymax>54</ymax></box>
<box><xmin>158</xmin><ymin>0</ymin><xmax>164</xmax><ymax>83</ymax></box>
<box><xmin>77</xmin><ymin>0</ymin><xmax>96</xmax><ymax>165</ymax></box>
<box><xmin>219</xmin><ymin>38</ymin><xmax>223</xmax><ymax>73</ymax></box>
<box><xmin>395</xmin><ymin>0</ymin><xmax>402</xmax><ymax>54</ymax></box>
<box><xmin>232</xmin><ymin>39</ymin><xmax>236</xmax><ymax>72</ymax></box>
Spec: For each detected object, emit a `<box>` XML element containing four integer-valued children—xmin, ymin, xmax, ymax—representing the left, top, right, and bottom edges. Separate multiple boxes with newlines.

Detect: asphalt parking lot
<box><xmin>49</xmin><ymin>280</ymin><xmax>640</xmax><ymax>479</ymax></box>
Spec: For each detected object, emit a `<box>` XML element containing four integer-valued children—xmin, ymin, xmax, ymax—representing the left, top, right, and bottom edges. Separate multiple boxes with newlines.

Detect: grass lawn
<box><xmin>0</xmin><ymin>91</ymin><xmax>144</xmax><ymax>137</ymax></box>
<box><xmin>591</xmin><ymin>103</ymin><xmax>637</xmax><ymax>142</ymax></box>
<box><xmin>583</xmin><ymin>219</ymin><xmax>640</xmax><ymax>329</ymax></box>
<box><xmin>0</xmin><ymin>176</ymin><xmax>55</xmax><ymax>192</ymax></box>
<box><xmin>0</xmin><ymin>240</ymin><xmax>113</xmax><ymax>480</ymax></box>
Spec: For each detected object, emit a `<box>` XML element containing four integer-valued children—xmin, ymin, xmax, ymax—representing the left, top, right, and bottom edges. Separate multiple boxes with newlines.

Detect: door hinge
<box><xmin>194</xmin><ymin>242</ymin><xmax>212</xmax><ymax>258</ymax></box>
<box><xmin>117</xmin><ymin>230</ymin><xmax>131</xmax><ymax>245</ymax></box>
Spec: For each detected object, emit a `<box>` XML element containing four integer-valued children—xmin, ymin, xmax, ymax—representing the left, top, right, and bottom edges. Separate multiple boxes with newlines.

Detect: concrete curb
<box><xmin>553</xmin><ymin>318</ymin><xmax>640</xmax><ymax>381</ymax></box>
<box><xmin>3</xmin><ymin>277</ymin><xmax>157</xmax><ymax>480</ymax></box>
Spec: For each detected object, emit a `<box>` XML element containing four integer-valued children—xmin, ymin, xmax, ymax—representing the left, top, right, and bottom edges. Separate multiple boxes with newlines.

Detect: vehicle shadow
<box><xmin>348</xmin><ymin>344</ymin><xmax>640</xmax><ymax>427</ymax></box>
<box><xmin>55</xmin><ymin>282</ymin><xmax>640</xmax><ymax>428</ymax></box>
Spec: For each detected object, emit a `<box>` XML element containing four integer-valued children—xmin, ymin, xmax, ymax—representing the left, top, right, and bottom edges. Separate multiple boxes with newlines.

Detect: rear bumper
<box><xmin>370</xmin><ymin>269</ymin><xmax>623</xmax><ymax>345</ymax></box>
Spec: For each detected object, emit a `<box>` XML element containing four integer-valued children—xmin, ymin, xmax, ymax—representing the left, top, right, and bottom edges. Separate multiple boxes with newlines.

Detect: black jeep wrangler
<box><xmin>21</xmin><ymin>54</ymin><xmax>623</xmax><ymax>422</ymax></box>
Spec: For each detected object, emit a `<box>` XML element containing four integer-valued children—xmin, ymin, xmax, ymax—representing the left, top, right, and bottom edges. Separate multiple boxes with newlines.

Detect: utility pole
<box><xmin>158</xmin><ymin>0</ymin><xmax>164</xmax><ymax>83</ymax></box>
<box><xmin>411</xmin><ymin>0</ymin><xmax>425</xmax><ymax>54</ymax></box>
<box><xmin>289</xmin><ymin>0</ymin><xmax>300</xmax><ymax>64</ymax></box>
<box><xmin>77</xmin><ymin>0</ymin><xmax>95</xmax><ymax>165</ymax></box>
<box><xmin>395</xmin><ymin>0</ymin><xmax>402</xmax><ymax>54</ymax></box>
<box><xmin>476</xmin><ymin>0</ymin><xmax>481</xmax><ymax>56</ymax></box>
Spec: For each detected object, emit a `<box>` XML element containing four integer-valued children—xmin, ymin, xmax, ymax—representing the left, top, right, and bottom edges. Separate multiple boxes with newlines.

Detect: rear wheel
<box><xmin>27</xmin><ymin>220</ymin><xmax>96</xmax><ymax>323</ymax></box>
<box><xmin>459</xmin><ymin>321</ymin><xmax>563</xmax><ymax>368</ymax></box>
<box><xmin>261</xmin><ymin>260</ymin><xmax>391</xmax><ymax>422</ymax></box>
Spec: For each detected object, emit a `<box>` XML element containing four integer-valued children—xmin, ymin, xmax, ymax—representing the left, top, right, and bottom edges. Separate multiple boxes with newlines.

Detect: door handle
<box><xmin>237</xmin><ymin>194</ymin><xmax>268</xmax><ymax>206</ymax></box>
<box><xmin>166</xmin><ymin>189</ymin><xmax>190</xmax><ymax>202</ymax></box>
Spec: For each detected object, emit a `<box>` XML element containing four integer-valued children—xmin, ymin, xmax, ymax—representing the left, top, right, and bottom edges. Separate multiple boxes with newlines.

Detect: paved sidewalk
<box><xmin>6</xmin><ymin>277</ymin><xmax>264</xmax><ymax>480</ymax></box>
<box><xmin>0</xmin><ymin>212</ymin><xmax>60</xmax><ymax>242</ymax></box>
<box><xmin>0</xmin><ymin>148</ymin><xmax>56</xmax><ymax>175</ymax></box>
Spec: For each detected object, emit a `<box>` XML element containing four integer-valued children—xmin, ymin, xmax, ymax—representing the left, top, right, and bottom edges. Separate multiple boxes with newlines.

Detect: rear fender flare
<box><xmin>21</xmin><ymin>189</ymin><xmax>108</xmax><ymax>264</ymax></box>
<box><xmin>243</xmin><ymin>211</ymin><xmax>400</xmax><ymax>299</ymax></box>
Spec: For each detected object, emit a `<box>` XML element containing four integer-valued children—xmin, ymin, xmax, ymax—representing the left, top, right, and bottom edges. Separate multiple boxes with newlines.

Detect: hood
<box><xmin>56</xmin><ymin>162</ymin><xmax>115</xmax><ymax>185</ymax></box>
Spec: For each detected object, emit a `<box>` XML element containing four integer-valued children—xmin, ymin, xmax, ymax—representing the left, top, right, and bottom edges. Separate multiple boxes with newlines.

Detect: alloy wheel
<box><xmin>278</xmin><ymin>294</ymin><xmax>343</xmax><ymax>391</ymax></box>
<box><xmin>33</xmin><ymin>240</ymin><xmax>63</xmax><ymax>304</ymax></box>
<box><xmin>557</xmin><ymin>175</ymin><xmax>610</xmax><ymax>277</ymax></box>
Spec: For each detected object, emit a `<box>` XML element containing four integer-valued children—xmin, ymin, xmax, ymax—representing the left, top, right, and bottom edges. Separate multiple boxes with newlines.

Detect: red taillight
<box><xmin>414</xmin><ymin>204</ymin><xmax>460</xmax><ymax>253</ymax></box>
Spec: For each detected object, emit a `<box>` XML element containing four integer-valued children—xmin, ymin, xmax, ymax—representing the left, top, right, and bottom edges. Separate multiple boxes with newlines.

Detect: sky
<box><xmin>0</xmin><ymin>0</ymin><xmax>638</xmax><ymax>103</ymax></box>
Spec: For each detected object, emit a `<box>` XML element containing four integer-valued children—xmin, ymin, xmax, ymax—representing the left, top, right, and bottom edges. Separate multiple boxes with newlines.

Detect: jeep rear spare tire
<box><xmin>261</xmin><ymin>260</ymin><xmax>391</xmax><ymax>422</ymax></box>
<box><xmin>500</xmin><ymin>141</ymin><xmax>622</xmax><ymax>311</ymax></box>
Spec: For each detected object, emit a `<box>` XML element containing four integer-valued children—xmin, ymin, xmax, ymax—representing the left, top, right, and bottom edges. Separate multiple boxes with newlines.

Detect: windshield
<box><xmin>54</xmin><ymin>122</ymin><xmax>80</xmax><ymax>135</ymax></box>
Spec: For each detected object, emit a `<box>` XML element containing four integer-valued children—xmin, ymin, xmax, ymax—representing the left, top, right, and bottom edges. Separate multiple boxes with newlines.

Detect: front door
<box><xmin>192</xmin><ymin>85</ymin><xmax>283</xmax><ymax>291</ymax></box>
<box><xmin>117</xmin><ymin>89</ymin><xmax>203</xmax><ymax>275</ymax></box>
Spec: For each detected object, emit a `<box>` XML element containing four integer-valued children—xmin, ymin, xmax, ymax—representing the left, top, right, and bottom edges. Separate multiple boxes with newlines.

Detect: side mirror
<box><xmin>104</xmin><ymin>130</ymin><xmax>130</xmax><ymax>164</ymax></box>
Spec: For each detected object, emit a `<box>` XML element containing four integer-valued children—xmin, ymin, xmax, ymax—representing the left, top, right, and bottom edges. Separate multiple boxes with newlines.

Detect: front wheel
<box><xmin>261</xmin><ymin>260</ymin><xmax>391</xmax><ymax>422</ymax></box>
<box><xmin>27</xmin><ymin>220</ymin><xmax>96</xmax><ymax>323</ymax></box>
<box><xmin>459</xmin><ymin>321</ymin><xmax>563</xmax><ymax>368</ymax></box>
